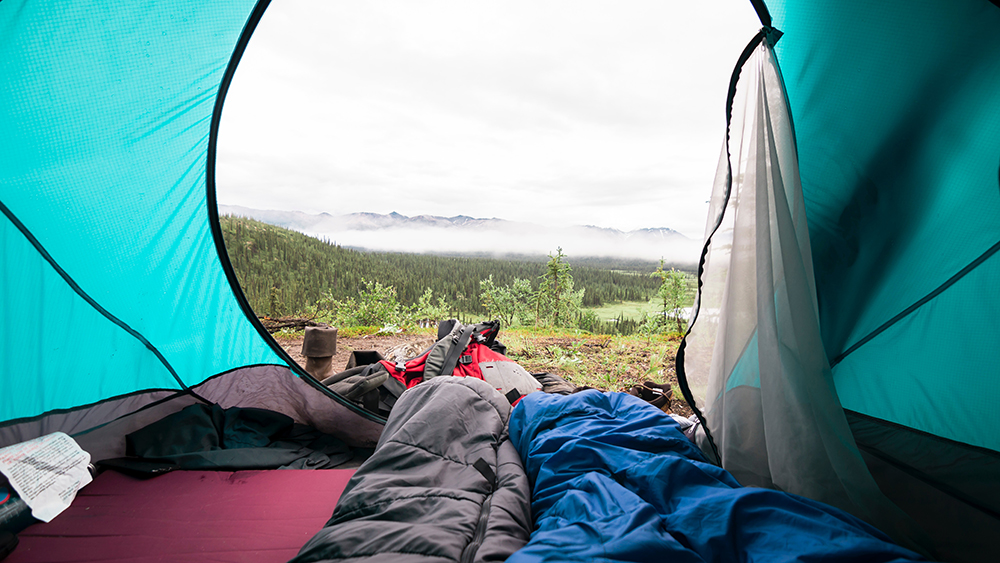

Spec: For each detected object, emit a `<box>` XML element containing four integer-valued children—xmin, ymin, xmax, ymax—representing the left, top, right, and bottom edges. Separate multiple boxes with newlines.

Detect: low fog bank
<box><xmin>219</xmin><ymin>205</ymin><xmax>702</xmax><ymax>265</ymax></box>
<box><xmin>304</xmin><ymin>227</ymin><xmax>701</xmax><ymax>264</ymax></box>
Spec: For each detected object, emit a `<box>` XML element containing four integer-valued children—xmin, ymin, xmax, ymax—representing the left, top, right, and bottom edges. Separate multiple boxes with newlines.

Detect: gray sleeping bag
<box><xmin>290</xmin><ymin>376</ymin><xmax>532</xmax><ymax>563</ymax></box>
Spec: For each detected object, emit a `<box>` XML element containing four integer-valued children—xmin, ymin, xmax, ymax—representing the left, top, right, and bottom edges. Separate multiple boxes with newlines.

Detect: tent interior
<box><xmin>2</xmin><ymin>0</ymin><xmax>999</xmax><ymax>562</ymax></box>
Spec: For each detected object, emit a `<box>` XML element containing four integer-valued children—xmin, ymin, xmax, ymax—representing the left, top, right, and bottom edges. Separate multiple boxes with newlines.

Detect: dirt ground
<box><xmin>273</xmin><ymin>332</ymin><xmax>437</xmax><ymax>374</ymax></box>
<box><xmin>273</xmin><ymin>331</ymin><xmax>693</xmax><ymax>418</ymax></box>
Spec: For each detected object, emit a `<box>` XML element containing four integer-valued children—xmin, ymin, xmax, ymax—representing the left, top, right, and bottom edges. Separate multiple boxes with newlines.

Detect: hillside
<box><xmin>218</xmin><ymin>205</ymin><xmax>701</xmax><ymax>264</ymax></box>
<box><xmin>219</xmin><ymin>215</ymin><xmax>664</xmax><ymax>317</ymax></box>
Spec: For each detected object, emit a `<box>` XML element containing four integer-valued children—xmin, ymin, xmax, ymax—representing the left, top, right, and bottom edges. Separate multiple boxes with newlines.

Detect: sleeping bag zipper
<box><xmin>461</xmin><ymin>457</ymin><xmax>498</xmax><ymax>563</ymax></box>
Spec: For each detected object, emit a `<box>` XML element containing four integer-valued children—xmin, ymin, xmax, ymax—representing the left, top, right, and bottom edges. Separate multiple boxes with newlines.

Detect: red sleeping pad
<box><xmin>8</xmin><ymin>469</ymin><xmax>354</xmax><ymax>563</ymax></box>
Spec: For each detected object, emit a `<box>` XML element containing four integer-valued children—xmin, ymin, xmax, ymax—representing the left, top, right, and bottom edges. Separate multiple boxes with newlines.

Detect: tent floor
<box><xmin>7</xmin><ymin>469</ymin><xmax>355</xmax><ymax>563</ymax></box>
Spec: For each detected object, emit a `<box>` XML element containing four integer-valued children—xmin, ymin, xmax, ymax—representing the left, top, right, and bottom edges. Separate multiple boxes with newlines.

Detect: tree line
<box><xmin>220</xmin><ymin>215</ymin><xmax>664</xmax><ymax>318</ymax></box>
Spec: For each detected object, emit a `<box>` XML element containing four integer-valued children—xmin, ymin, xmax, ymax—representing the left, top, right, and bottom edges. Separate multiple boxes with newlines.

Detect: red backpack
<box><xmin>322</xmin><ymin>320</ymin><xmax>541</xmax><ymax>416</ymax></box>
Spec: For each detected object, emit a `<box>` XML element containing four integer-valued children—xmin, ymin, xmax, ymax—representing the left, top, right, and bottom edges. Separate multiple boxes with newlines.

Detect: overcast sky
<box><xmin>216</xmin><ymin>0</ymin><xmax>761</xmax><ymax>239</ymax></box>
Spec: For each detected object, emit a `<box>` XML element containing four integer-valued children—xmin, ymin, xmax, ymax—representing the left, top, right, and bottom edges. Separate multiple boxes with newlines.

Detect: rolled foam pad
<box><xmin>301</xmin><ymin>326</ymin><xmax>337</xmax><ymax>357</ymax></box>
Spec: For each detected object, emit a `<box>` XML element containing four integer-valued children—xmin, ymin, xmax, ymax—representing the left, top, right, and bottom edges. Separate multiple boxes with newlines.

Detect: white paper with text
<box><xmin>0</xmin><ymin>432</ymin><xmax>93</xmax><ymax>522</ymax></box>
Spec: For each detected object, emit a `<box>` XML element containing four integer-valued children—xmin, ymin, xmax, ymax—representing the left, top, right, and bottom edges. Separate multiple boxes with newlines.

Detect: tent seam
<box><xmin>0</xmin><ymin>388</ymin><xmax>186</xmax><ymax>432</ymax></box>
<box><xmin>847</xmin><ymin>409</ymin><xmax>1000</xmax><ymax>460</ymax></box>
<box><xmin>830</xmin><ymin>239</ymin><xmax>1000</xmax><ymax>367</ymax></box>
<box><xmin>675</xmin><ymin>28</ymin><xmax>770</xmax><ymax>465</ymax></box>
<box><xmin>202</xmin><ymin>0</ymin><xmax>385</xmax><ymax>425</ymax></box>
<box><xmin>0</xmin><ymin>199</ymin><xmax>192</xmax><ymax>394</ymax></box>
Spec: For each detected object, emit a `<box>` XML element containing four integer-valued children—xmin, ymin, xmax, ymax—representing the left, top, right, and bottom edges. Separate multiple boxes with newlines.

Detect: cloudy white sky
<box><xmin>216</xmin><ymin>0</ymin><xmax>761</xmax><ymax>240</ymax></box>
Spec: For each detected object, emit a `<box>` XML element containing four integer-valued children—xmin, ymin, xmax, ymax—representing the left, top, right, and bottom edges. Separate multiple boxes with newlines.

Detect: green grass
<box><xmin>585</xmin><ymin>299</ymin><xmax>657</xmax><ymax>321</ymax></box>
<box><xmin>501</xmin><ymin>329</ymin><xmax>683</xmax><ymax>394</ymax></box>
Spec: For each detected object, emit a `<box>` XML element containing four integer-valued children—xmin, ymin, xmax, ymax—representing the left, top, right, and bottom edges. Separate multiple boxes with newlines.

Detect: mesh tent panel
<box><xmin>682</xmin><ymin>40</ymin><xmax>928</xmax><ymax>553</ymax></box>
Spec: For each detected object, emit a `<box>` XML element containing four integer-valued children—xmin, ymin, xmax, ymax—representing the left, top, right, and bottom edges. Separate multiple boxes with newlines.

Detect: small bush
<box><xmin>337</xmin><ymin>325</ymin><xmax>384</xmax><ymax>338</ymax></box>
<box><xmin>577</xmin><ymin>310</ymin><xmax>602</xmax><ymax>333</ymax></box>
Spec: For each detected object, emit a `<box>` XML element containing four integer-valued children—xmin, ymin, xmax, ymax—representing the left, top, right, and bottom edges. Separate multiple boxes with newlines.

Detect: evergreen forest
<box><xmin>220</xmin><ymin>215</ymin><xmax>665</xmax><ymax>319</ymax></box>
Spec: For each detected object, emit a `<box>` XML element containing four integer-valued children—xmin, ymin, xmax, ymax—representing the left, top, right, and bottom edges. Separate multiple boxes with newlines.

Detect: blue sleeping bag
<box><xmin>506</xmin><ymin>390</ymin><xmax>923</xmax><ymax>563</ymax></box>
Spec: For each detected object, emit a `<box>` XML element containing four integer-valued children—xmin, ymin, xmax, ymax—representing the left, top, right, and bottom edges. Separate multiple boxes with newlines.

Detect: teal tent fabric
<box><xmin>680</xmin><ymin>2</ymin><xmax>1000</xmax><ymax>558</ymax></box>
<box><xmin>0</xmin><ymin>0</ymin><xmax>282</xmax><ymax>423</ymax></box>
<box><xmin>763</xmin><ymin>0</ymin><xmax>1000</xmax><ymax>451</ymax></box>
<box><xmin>3</xmin><ymin>0</ymin><xmax>999</xmax><ymax>558</ymax></box>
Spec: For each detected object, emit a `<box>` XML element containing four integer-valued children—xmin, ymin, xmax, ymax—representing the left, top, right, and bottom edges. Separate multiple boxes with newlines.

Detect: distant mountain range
<box><xmin>218</xmin><ymin>205</ymin><xmax>700</xmax><ymax>264</ymax></box>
